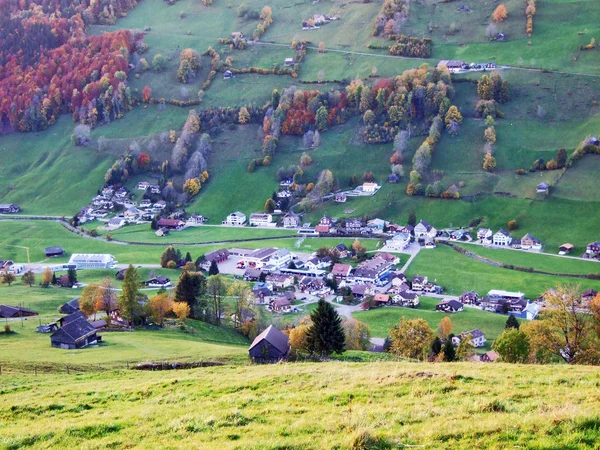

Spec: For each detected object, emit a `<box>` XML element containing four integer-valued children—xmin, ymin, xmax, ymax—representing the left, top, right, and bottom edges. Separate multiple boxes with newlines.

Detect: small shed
<box><xmin>536</xmin><ymin>182</ymin><xmax>549</xmax><ymax>194</ymax></box>
<box><xmin>248</xmin><ymin>325</ymin><xmax>290</xmax><ymax>363</ymax></box>
<box><xmin>59</xmin><ymin>297</ymin><xmax>80</xmax><ymax>315</ymax></box>
<box><xmin>558</xmin><ymin>243</ymin><xmax>574</xmax><ymax>254</ymax></box>
<box><xmin>0</xmin><ymin>305</ymin><xmax>38</xmax><ymax>318</ymax></box>
<box><xmin>45</xmin><ymin>246</ymin><xmax>65</xmax><ymax>257</ymax></box>
<box><xmin>284</xmin><ymin>58</ymin><xmax>295</xmax><ymax>67</ymax></box>
<box><xmin>223</xmin><ymin>70</ymin><xmax>233</xmax><ymax>79</ymax></box>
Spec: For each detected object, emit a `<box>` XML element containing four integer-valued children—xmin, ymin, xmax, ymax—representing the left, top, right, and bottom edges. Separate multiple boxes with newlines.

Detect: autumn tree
<box><xmin>229</xmin><ymin>280</ymin><xmax>254</xmax><ymax>329</ymax></box>
<box><xmin>173</xmin><ymin>301</ymin><xmax>190</xmax><ymax>323</ymax></box>
<box><xmin>352</xmin><ymin>239</ymin><xmax>367</xmax><ymax>258</ymax></box>
<box><xmin>183</xmin><ymin>177</ymin><xmax>201</xmax><ymax>195</ymax></box>
<box><xmin>306</xmin><ymin>299</ymin><xmax>345</xmax><ymax>357</ymax></box>
<box><xmin>456</xmin><ymin>333</ymin><xmax>475</xmax><ymax>361</ymax></box>
<box><xmin>492</xmin><ymin>5</ymin><xmax>508</xmax><ymax>22</ymax></box>
<box><xmin>79</xmin><ymin>283</ymin><xmax>100</xmax><ymax>318</ymax></box>
<box><xmin>21</xmin><ymin>271</ymin><xmax>35</xmax><ymax>287</ymax></box>
<box><xmin>149</xmin><ymin>293</ymin><xmax>173</xmax><ymax>326</ymax></box>
<box><xmin>2</xmin><ymin>272</ymin><xmax>17</xmax><ymax>286</ymax></box>
<box><xmin>41</xmin><ymin>267</ymin><xmax>53</xmax><ymax>287</ymax></box>
<box><xmin>142</xmin><ymin>86</ymin><xmax>151</xmax><ymax>103</ymax></box>
<box><xmin>288</xmin><ymin>318</ymin><xmax>312</xmax><ymax>357</ymax></box>
<box><xmin>389</xmin><ymin>318</ymin><xmax>434</xmax><ymax>360</ymax></box>
<box><xmin>444</xmin><ymin>106</ymin><xmax>463</xmax><ymax>127</ymax></box>
<box><xmin>493</xmin><ymin>328</ymin><xmax>530</xmax><ymax>363</ymax></box>
<box><xmin>342</xmin><ymin>318</ymin><xmax>372</xmax><ymax>350</ymax></box>
<box><xmin>484</xmin><ymin>126</ymin><xmax>496</xmax><ymax>143</ymax></box>
<box><xmin>238</xmin><ymin>107</ymin><xmax>250</xmax><ymax>124</ymax></box>
<box><xmin>437</xmin><ymin>317</ymin><xmax>453</xmax><ymax>340</ymax></box>
<box><xmin>316</xmin><ymin>106</ymin><xmax>328</xmax><ymax>131</ymax></box>
<box><xmin>318</xmin><ymin>41</ymin><xmax>326</xmax><ymax>53</ymax></box>
<box><xmin>153</xmin><ymin>54</ymin><xmax>167</xmax><ymax>72</ymax></box>
<box><xmin>483</xmin><ymin>152</ymin><xmax>496</xmax><ymax>172</ymax></box>
<box><xmin>96</xmin><ymin>277</ymin><xmax>117</xmax><ymax>315</ymax></box>
<box><xmin>119</xmin><ymin>265</ymin><xmax>141</xmax><ymax>327</ymax></box>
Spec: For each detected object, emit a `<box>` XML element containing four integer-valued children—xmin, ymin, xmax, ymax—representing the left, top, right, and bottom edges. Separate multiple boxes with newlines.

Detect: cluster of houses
<box><xmin>459</xmin><ymin>289</ymin><xmax>539</xmax><ymax>320</ymax></box>
<box><xmin>301</xmin><ymin>13</ymin><xmax>339</xmax><ymax>30</ymax></box>
<box><xmin>477</xmin><ymin>228</ymin><xmax>544</xmax><ymax>251</ymax></box>
<box><xmin>437</xmin><ymin>60</ymin><xmax>498</xmax><ymax>74</ymax></box>
<box><xmin>0</xmin><ymin>260</ymin><xmax>24</xmax><ymax>274</ymax></box>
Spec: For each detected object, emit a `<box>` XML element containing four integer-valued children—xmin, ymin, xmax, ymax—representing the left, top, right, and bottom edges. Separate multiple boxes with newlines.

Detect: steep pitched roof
<box><xmin>249</xmin><ymin>325</ymin><xmax>289</xmax><ymax>354</ymax></box>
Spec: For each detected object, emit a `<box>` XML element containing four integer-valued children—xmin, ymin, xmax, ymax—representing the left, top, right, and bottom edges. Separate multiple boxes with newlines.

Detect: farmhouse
<box><xmin>223</xmin><ymin>211</ymin><xmax>247</xmax><ymax>226</ymax></box>
<box><xmin>0</xmin><ymin>203</ymin><xmax>20</xmax><ymax>214</ymax></box>
<box><xmin>244</xmin><ymin>267</ymin><xmax>263</xmax><ymax>282</ymax></box>
<box><xmin>319</xmin><ymin>216</ymin><xmax>335</xmax><ymax>227</ymax></box>
<box><xmin>282</xmin><ymin>213</ymin><xmax>300</xmax><ymax>228</ymax></box>
<box><xmin>374</xmin><ymin>252</ymin><xmax>400</xmax><ymax>265</ymax></box>
<box><xmin>157</xmin><ymin>218</ymin><xmax>185</xmax><ymax>230</ymax></box>
<box><xmin>200</xmin><ymin>248</ymin><xmax>230</xmax><ymax>270</ymax></box>
<box><xmin>332</xmin><ymin>243</ymin><xmax>349</xmax><ymax>258</ymax></box>
<box><xmin>345</xmin><ymin>218</ymin><xmax>363</xmax><ymax>233</ymax></box>
<box><xmin>493</xmin><ymin>229</ymin><xmax>512</xmax><ymax>246</ymax></box>
<box><xmin>107</xmin><ymin>217</ymin><xmax>126</xmax><ymax>230</ymax></box>
<box><xmin>68</xmin><ymin>254</ymin><xmax>117</xmax><ymax>269</ymax></box>
<box><xmin>521</xmin><ymin>233</ymin><xmax>542</xmax><ymax>250</ymax></box>
<box><xmin>299</xmin><ymin>277</ymin><xmax>330</xmax><ymax>296</ymax></box>
<box><xmin>187</xmin><ymin>214</ymin><xmax>207</xmax><ymax>226</ymax></box>
<box><xmin>453</xmin><ymin>329</ymin><xmax>486</xmax><ymax>348</ymax></box>
<box><xmin>0</xmin><ymin>305</ymin><xmax>38</xmax><ymax>318</ymax></box>
<box><xmin>249</xmin><ymin>213</ymin><xmax>273</xmax><ymax>227</ymax></box>
<box><xmin>459</xmin><ymin>291</ymin><xmax>479</xmax><ymax>305</ymax></box>
<box><xmin>59</xmin><ymin>297</ymin><xmax>81</xmax><ymax>315</ymax></box>
<box><xmin>352</xmin><ymin>283</ymin><xmax>375</xmax><ymax>299</ymax></box>
<box><xmin>436</xmin><ymin>300</ymin><xmax>464</xmax><ymax>313</ymax></box>
<box><xmin>393</xmin><ymin>291</ymin><xmax>420</xmax><ymax>307</ymax></box>
<box><xmin>270</xmin><ymin>296</ymin><xmax>292</xmax><ymax>312</ymax></box>
<box><xmin>50</xmin><ymin>311</ymin><xmax>99</xmax><ymax>349</ymax></box>
<box><xmin>558</xmin><ymin>243</ymin><xmax>574</xmax><ymax>255</ymax></box>
<box><xmin>411</xmin><ymin>275</ymin><xmax>428</xmax><ymax>291</ymax></box>
<box><xmin>367</xmin><ymin>218</ymin><xmax>386</xmax><ymax>232</ymax></box>
<box><xmin>265</xmin><ymin>273</ymin><xmax>294</xmax><ymax>290</ymax></box>
<box><xmin>477</xmin><ymin>228</ymin><xmax>493</xmax><ymax>242</ymax></box>
<box><xmin>437</xmin><ymin>60</ymin><xmax>465</xmax><ymax>73</ymax></box>
<box><xmin>315</xmin><ymin>224</ymin><xmax>330</xmax><ymax>234</ymax></box>
<box><xmin>386</xmin><ymin>232</ymin><xmax>411</xmax><ymax>251</ymax></box>
<box><xmin>144</xmin><ymin>276</ymin><xmax>172</xmax><ymax>288</ymax></box>
<box><xmin>586</xmin><ymin>242</ymin><xmax>600</xmax><ymax>256</ymax></box>
<box><xmin>414</xmin><ymin>220</ymin><xmax>437</xmax><ymax>241</ymax></box>
<box><xmin>374</xmin><ymin>293</ymin><xmax>390</xmax><ymax>306</ymax></box>
<box><xmin>248</xmin><ymin>325</ymin><xmax>290</xmax><ymax>363</ymax></box>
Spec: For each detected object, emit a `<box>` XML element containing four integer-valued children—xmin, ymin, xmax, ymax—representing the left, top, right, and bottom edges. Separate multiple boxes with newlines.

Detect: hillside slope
<box><xmin>2</xmin><ymin>362</ymin><xmax>599</xmax><ymax>449</ymax></box>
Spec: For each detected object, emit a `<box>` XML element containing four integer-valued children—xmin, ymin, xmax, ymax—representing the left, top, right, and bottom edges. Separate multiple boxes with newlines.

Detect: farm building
<box><xmin>0</xmin><ymin>203</ymin><xmax>20</xmax><ymax>214</ymax></box>
<box><xmin>68</xmin><ymin>254</ymin><xmax>117</xmax><ymax>269</ymax></box>
<box><xmin>59</xmin><ymin>297</ymin><xmax>80</xmax><ymax>315</ymax></box>
<box><xmin>144</xmin><ymin>276</ymin><xmax>172</xmax><ymax>288</ymax></box>
<box><xmin>0</xmin><ymin>305</ymin><xmax>38</xmax><ymax>318</ymax></box>
<box><xmin>200</xmin><ymin>248</ymin><xmax>230</xmax><ymax>270</ymax></box>
<box><xmin>51</xmin><ymin>311</ymin><xmax>99</xmax><ymax>349</ymax></box>
<box><xmin>45</xmin><ymin>246</ymin><xmax>65</xmax><ymax>257</ymax></box>
<box><xmin>248</xmin><ymin>325</ymin><xmax>290</xmax><ymax>363</ymax></box>
<box><xmin>558</xmin><ymin>243</ymin><xmax>574</xmax><ymax>255</ymax></box>
<box><xmin>436</xmin><ymin>300</ymin><xmax>464</xmax><ymax>313</ymax></box>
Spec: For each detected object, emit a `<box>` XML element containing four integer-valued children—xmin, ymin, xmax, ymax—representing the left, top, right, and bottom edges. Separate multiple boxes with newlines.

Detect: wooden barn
<box><xmin>248</xmin><ymin>325</ymin><xmax>290</xmax><ymax>363</ymax></box>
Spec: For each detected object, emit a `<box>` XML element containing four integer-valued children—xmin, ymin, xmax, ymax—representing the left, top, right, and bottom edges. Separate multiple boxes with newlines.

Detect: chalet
<box><xmin>374</xmin><ymin>293</ymin><xmax>390</xmax><ymax>306</ymax></box>
<box><xmin>249</xmin><ymin>213</ymin><xmax>273</xmax><ymax>227</ymax></box>
<box><xmin>155</xmin><ymin>227</ymin><xmax>169</xmax><ymax>237</ymax></box>
<box><xmin>270</xmin><ymin>296</ymin><xmax>292</xmax><ymax>312</ymax></box>
<box><xmin>244</xmin><ymin>248</ymin><xmax>278</xmax><ymax>269</ymax></box>
<box><xmin>331</xmin><ymin>263</ymin><xmax>352</xmax><ymax>279</ymax></box>
<box><xmin>244</xmin><ymin>267</ymin><xmax>263</xmax><ymax>282</ymax></box>
<box><xmin>437</xmin><ymin>60</ymin><xmax>465</xmax><ymax>73</ymax></box>
<box><xmin>367</xmin><ymin>218</ymin><xmax>386</xmax><ymax>232</ymax></box>
<box><xmin>558</xmin><ymin>243</ymin><xmax>574</xmax><ymax>255</ymax></box>
<box><xmin>154</xmin><ymin>200</ymin><xmax>167</xmax><ymax>209</ymax></box>
<box><xmin>414</xmin><ymin>220</ymin><xmax>437</xmax><ymax>241</ymax></box>
<box><xmin>157</xmin><ymin>218</ymin><xmax>185</xmax><ymax>230</ymax></box>
<box><xmin>252</xmin><ymin>282</ymin><xmax>273</xmax><ymax>304</ymax></box>
<box><xmin>304</xmin><ymin>256</ymin><xmax>331</xmax><ymax>272</ymax></box>
<box><xmin>187</xmin><ymin>214</ymin><xmax>207</xmax><ymax>225</ymax></box>
<box><xmin>353</xmin><ymin>257</ymin><xmax>393</xmax><ymax>283</ymax></box>
<box><xmin>586</xmin><ymin>242</ymin><xmax>600</xmax><ymax>256</ymax></box>
<box><xmin>144</xmin><ymin>276</ymin><xmax>172</xmax><ymax>288</ymax></box>
<box><xmin>411</xmin><ymin>275</ymin><xmax>428</xmax><ymax>291</ymax></box>
<box><xmin>319</xmin><ymin>216</ymin><xmax>335</xmax><ymax>227</ymax></box>
<box><xmin>265</xmin><ymin>273</ymin><xmax>294</xmax><ymax>290</ymax></box>
<box><xmin>335</xmin><ymin>193</ymin><xmax>347</xmax><ymax>203</ymax></box>
<box><xmin>375</xmin><ymin>252</ymin><xmax>400</xmax><ymax>265</ymax></box>
<box><xmin>59</xmin><ymin>297</ymin><xmax>81</xmax><ymax>315</ymax></box>
<box><xmin>223</xmin><ymin>211</ymin><xmax>247</xmax><ymax>226</ymax></box>
<box><xmin>392</xmin><ymin>291</ymin><xmax>420</xmax><ymax>307</ymax></box>
<box><xmin>248</xmin><ymin>325</ymin><xmax>290</xmax><ymax>363</ymax></box>
<box><xmin>450</xmin><ymin>229</ymin><xmax>469</xmax><ymax>241</ymax></box>
<box><xmin>300</xmin><ymin>277</ymin><xmax>330</xmax><ymax>296</ymax></box>
<box><xmin>345</xmin><ymin>218</ymin><xmax>363</xmax><ymax>233</ymax></box>
<box><xmin>282</xmin><ymin>214</ymin><xmax>300</xmax><ymax>228</ymax></box>
<box><xmin>107</xmin><ymin>217</ymin><xmax>126</xmax><ymax>230</ymax></box>
<box><xmin>521</xmin><ymin>233</ymin><xmax>542</xmax><ymax>250</ymax></box>
<box><xmin>477</xmin><ymin>228</ymin><xmax>493</xmax><ymax>242</ymax></box>
<box><xmin>493</xmin><ymin>229</ymin><xmax>512</xmax><ymax>246</ymax></box>
<box><xmin>352</xmin><ymin>283</ymin><xmax>375</xmax><ymax>299</ymax></box>
<box><xmin>51</xmin><ymin>311</ymin><xmax>99</xmax><ymax>349</ymax></box>
<box><xmin>453</xmin><ymin>329</ymin><xmax>486</xmax><ymax>348</ymax></box>
<box><xmin>459</xmin><ymin>291</ymin><xmax>479</xmax><ymax>305</ymax></box>
<box><xmin>536</xmin><ymin>182</ymin><xmax>549</xmax><ymax>194</ymax></box>
<box><xmin>436</xmin><ymin>300</ymin><xmax>464</xmax><ymax>313</ymax></box>
<box><xmin>0</xmin><ymin>305</ymin><xmax>38</xmax><ymax>318</ymax></box>
<box><xmin>386</xmin><ymin>232</ymin><xmax>411</xmax><ymax>251</ymax></box>
<box><xmin>0</xmin><ymin>203</ymin><xmax>20</xmax><ymax>214</ymax></box>
<box><xmin>332</xmin><ymin>243</ymin><xmax>349</xmax><ymax>258</ymax></box>
<box><xmin>481</xmin><ymin>350</ymin><xmax>500</xmax><ymax>362</ymax></box>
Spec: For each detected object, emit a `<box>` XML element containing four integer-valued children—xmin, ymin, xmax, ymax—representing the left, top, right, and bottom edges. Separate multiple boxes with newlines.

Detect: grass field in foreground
<box><xmin>405</xmin><ymin>245</ymin><xmax>600</xmax><ymax>299</ymax></box>
<box><xmin>353</xmin><ymin>297</ymin><xmax>512</xmax><ymax>345</ymax></box>
<box><xmin>2</xmin><ymin>362</ymin><xmax>599</xmax><ymax>449</ymax></box>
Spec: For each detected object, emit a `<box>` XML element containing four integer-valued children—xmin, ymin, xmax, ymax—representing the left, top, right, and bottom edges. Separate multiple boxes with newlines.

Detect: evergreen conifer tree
<box><xmin>306</xmin><ymin>299</ymin><xmax>345</xmax><ymax>357</ymax></box>
<box><xmin>505</xmin><ymin>314</ymin><xmax>520</xmax><ymax>330</ymax></box>
<box><xmin>208</xmin><ymin>260</ymin><xmax>220</xmax><ymax>276</ymax></box>
<box><xmin>119</xmin><ymin>264</ymin><xmax>141</xmax><ymax>328</ymax></box>
<box><xmin>443</xmin><ymin>340</ymin><xmax>456</xmax><ymax>362</ymax></box>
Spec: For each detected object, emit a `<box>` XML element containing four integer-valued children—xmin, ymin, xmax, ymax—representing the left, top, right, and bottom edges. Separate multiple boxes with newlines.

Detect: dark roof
<box><xmin>0</xmin><ymin>304</ymin><xmax>39</xmax><ymax>318</ymax></box>
<box><xmin>417</xmin><ymin>220</ymin><xmax>432</xmax><ymax>231</ymax></box>
<box><xmin>582</xmin><ymin>289</ymin><xmax>598</xmax><ymax>297</ymax></box>
<box><xmin>205</xmin><ymin>248</ymin><xmax>230</xmax><ymax>262</ymax></box>
<box><xmin>45</xmin><ymin>246</ymin><xmax>64</xmax><ymax>255</ymax></box>
<box><xmin>249</xmin><ymin>325</ymin><xmax>289</xmax><ymax>354</ymax></box>
<box><xmin>59</xmin><ymin>297</ymin><xmax>80</xmax><ymax>314</ymax></box>
<box><xmin>60</xmin><ymin>310</ymin><xmax>87</xmax><ymax>325</ymax></box>
<box><xmin>51</xmin><ymin>314</ymin><xmax>97</xmax><ymax>345</ymax></box>
<box><xmin>461</xmin><ymin>329</ymin><xmax>484</xmax><ymax>339</ymax></box>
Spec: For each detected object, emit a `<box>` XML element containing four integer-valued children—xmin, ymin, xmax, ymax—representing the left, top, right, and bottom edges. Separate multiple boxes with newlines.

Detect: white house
<box><xmin>477</xmin><ymin>228</ymin><xmax>493</xmax><ymax>242</ymax></box>
<box><xmin>493</xmin><ymin>229</ymin><xmax>513</xmax><ymax>246</ymax></box>
<box><xmin>282</xmin><ymin>214</ymin><xmax>300</xmax><ymax>228</ymax></box>
<box><xmin>411</xmin><ymin>275</ymin><xmax>428</xmax><ymax>291</ymax></box>
<box><xmin>136</xmin><ymin>181</ymin><xmax>150</xmax><ymax>191</ymax></box>
<box><xmin>187</xmin><ymin>214</ymin><xmax>206</xmax><ymax>226</ymax></box>
<box><xmin>268</xmin><ymin>249</ymin><xmax>293</xmax><ymax>269</ymax></box>
<box><xmin>367</xmin><ymin>218</ymin><xmax>386</xmax><ymax>232</ymax></box>
<box><xmin>437</xmin><ymin>60</ymin><xmax>465</xmax><ymax>73</ymax></box>
<box><xmin>223</xmin><ymin>212</ymin><xmax>247</xmax><ymax>226</ymax></box>
<box><xmin>386</xmin><ymin>232</ymin><xmax>411</xmax><ymax>251</ymax></box>
<box><xmin>154</xmin><ymin>200</ymin><xmax>166</xmax><ymax>210</ymax></box>
<box><xmin>453</xmin><ymin>329</ymin><xmax>486</xmax><ymax>348</ymax></box>
<box><xmin>249</xmin><ymin>213</ymin><xmax>273</xmax><ymax>227</ymax></box>
<box><xmin>362</xmin><ymin>182</ymin><xmax>379</xmax><ymax>193</ymax></box>
<box><xmin>68</xmin><ymin>254</ymin><xmax>117</xmax><ymax>269</ymax></box>
<box><xmin>414</xmin><ymin>220</ymin><xmax>437</xmax><ymax>240</ymax></box>
<box><xmin>393</xmin><ymin>291</ymin><xmax>420</xmax><ymax>307</ymax></box>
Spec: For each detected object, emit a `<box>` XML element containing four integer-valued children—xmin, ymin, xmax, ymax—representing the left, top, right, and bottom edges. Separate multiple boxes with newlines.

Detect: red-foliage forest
<box><xmin>0</xmin><ymin>0</ymin><xmax>144</xmax><ymax>132</ymax></box>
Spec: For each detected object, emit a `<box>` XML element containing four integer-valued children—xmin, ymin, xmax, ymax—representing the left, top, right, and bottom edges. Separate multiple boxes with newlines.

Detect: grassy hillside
<box><xmin>2</xmin><ymin>362</ymin><xmax>600</xmax><ymax>449</ymax></box>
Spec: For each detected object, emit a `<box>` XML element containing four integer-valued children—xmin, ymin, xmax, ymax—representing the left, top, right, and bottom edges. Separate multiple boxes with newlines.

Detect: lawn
<box><xmin>354</xmin><ymin>297</ymin><xmax>512</xmax><ymax>345</ymax></box>
<box><xmin>554</xmin><ymin>154</ymin><xmax>600</xmax><ymax>202</ymax></box>
<box><xmin>405</xmin><ymin>245</ymin><xmax>600</xmax><ymax>299</ymax></box>
<box><xmin>2</xmin><ymin>361</ymin><xmax>600</xmax><ymax>449</ymax></box>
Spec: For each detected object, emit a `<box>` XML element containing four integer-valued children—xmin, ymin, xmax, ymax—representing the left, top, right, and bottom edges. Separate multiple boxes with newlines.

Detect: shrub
<box><xmin>507</xmin><ymin>220</ymin><xmax>518</xmax><ymax>230</ymax></box>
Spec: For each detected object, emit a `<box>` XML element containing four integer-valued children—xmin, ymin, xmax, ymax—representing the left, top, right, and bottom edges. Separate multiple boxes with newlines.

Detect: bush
<box><xmin>507</xmin><ymin>220</ymin><xmax>518</xmax><ymax>230</ymax></box>
<box><xmin>515</xmin><ymin>169</ymin><xmax>526</xmax><ymax>175</ymax></box>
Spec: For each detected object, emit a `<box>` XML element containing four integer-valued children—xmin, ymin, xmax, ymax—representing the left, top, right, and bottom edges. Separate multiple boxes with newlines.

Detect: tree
<box><xmin>142</xmin><ymin>86</ymin><xmax>151</xmax><ymax>103</ymax></box>
<box><xmin>505</xmin><ymin>314</ymin><xmax>520</xmax><ymax>330</ymax></box>
<box><xmin>408</xmin><ymin>210</ymin><xmax>417</xmax><ymax>227</ymax></box>
<box><xmin>507</xmin><ymin>219</ymin><xmax>518</xmax><ymax>230</ymax></box>
<box><xmin>67</xmin><ymin>267</ymin><xmax>77</xmax><ymax>286</ymax></box>
<box><xmin>152</xmin><ymin>54</ymin><xmax>167</xmax><ymax>72</ymax></box>
<box><xmin>456</xmin><ymin>334</ymin><xmax>475</xmax><ymax>361</ymax></box>
<box><xmin>306</xmin><ymin>299</ymin><xmax>345</xmax><ymax>357</ymax></box>
<box><xmin>430</xmin><ymin>336</ymin><xmax>443</xmax><ymax>356</ymax></box>
<box><xmin>352</xmin><ymin>239</ymin><xmax>366</xmax><ymax>258</ymax></box>
<box><xmin>175</xmin><ymin>271</ymin><xmax>206</xmax><ymax>319</ymax></box>
<box><xmin>363</xmin><ymin>109</ymin><xmax>375</xmax><ymax>125</ymax></box>
<box><xmin>316</xmin><ymin>106</ymin><xmax>328</xmax><ymax>131</ymax></box>
<box><xmin>264</xmin><ymin>198</ymin><xmax>276</xmax><ymax>213</ymax></box>
<box><xmin>206</xmin><ymin>274</ymin><xmax>227</xmax><ymax>326</ymax></box>
<box><xmin>318</xmin><ymin>41</ymin><xmax>326</xmax><ymax>53</ymax></box>
<box><xmin>389</xmin><ymin>318</ymin><xmax>434</xmax><ymax>360</ymax></box>
<box><xmin>238</xmin><ymin>107</ymin><xmax>250</xmax><ymax>124</ymax></box>
<box><xmin>437</xmin><ymin>317</ymin><xmax>453</xmax><ymax>340</ymax></box>
<box><xmin>556</xmin><ymin>148</ymin><xmax>567</xmax><ymax>168</ymax></box>
<box><xmin>1</xmin><ymin>272</ymin><xmax>16</xmax><ymax>286</ymax></box>
<box><xmin>208</xmin><ymin>260</ymin><xmax>220</xmax><ymax>276</ymax></box>
<box><xmin>492</xmin><ymin>5</ymin><xmax>508</xmax><ymax>22</ymax></box>
<box><xmin>161</xmin><ymin>246</ymin><xmax>178</xmax><ymax>268</ymax></box>
<box><xmin>173</xmin><ymin>301</ymin><xmax>190</xmax><ymax>323</ymax></box>
<box><xmin>523</xmin><ymin>285</ymin><xmax>600</xmax><ymax>364</ymax></box>
<box><xmin>288</xmin><ymin>320</ymin><xmax>312</xmax><ymax>357</ymax></box>
<box><xmin>443</xmin><ymin>340</ymin><xmax>456</xmax><ymax>361</ymax></box>
<box><xmin>79</xmin><ymin>283</ymin><xmax>100</xmax><ymax>317</ymax></box>
<box><xmin>483</xmin><ymin>152</ymin><xmax>496</xmax><ymax>172</ymax></box>
<box><xmin>484</xmin><ymin>126</ymin><xmax>496</xmax><ymax>143</ymax></box>
<box><xmin>444</xmin><ymin>105</ymin><xmax>463</xmax><ymax>127</ymax></box>
<box><xmin>96</xmin><ymin>277</ymin><xmax>116</xmax><ymax>315</ymax></box>
<box><xmin>229</xmin><ymin>281</ymin><xmax>254</xmax><ymax>329</ymax></box>
<box><xmin>119</xmin><ymin>264</ymin><xmax>141</xmax><ymax>327</ymax></box>
<box><xmin>493</xmin><ymin>328</ymin><xmax>530</xmax><ymax>363</ymax></box>
<box><xmin>183</xmin><ymin>178</ymin><xmax>201</xmax><ymax>196</ymax></box>
<box><xmin>342</xmin><ymin>319</ymin><xmax>372</xmax><ymax>350</ymax></box>
<box><xmin>21</xmin><ymin>271</ymin><xmax>35</xmax><ymax>287</ymax></box>
<box><xmin>42</xmin><ymin>267</ymin><xmax>53</xmax><ymax>287</ymax></box>
<box><xmin>149</xmin><ymin>293</ymin><xmax>173</xmax><ymax>326</ymax></box>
